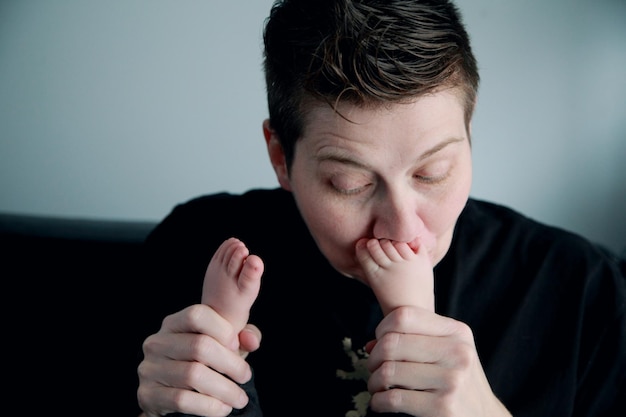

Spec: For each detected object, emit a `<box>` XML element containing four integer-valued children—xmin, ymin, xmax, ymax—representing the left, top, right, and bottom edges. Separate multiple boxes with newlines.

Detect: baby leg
<box><xmin>201</xmin><ymin>237</ymin><xmax>264</xmax><ymax>333</ymax></box>
<box><xmin>356</xmin><ymin>238</ymin><xmax>433</xmax><ymax>314</ymax></box>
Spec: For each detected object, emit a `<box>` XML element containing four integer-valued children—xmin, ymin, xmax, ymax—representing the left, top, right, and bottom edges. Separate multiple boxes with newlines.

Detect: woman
<box><xmin>136</xmin><ymin>1</ymin><xmax>626</xmax><ymax>416</ymax></box>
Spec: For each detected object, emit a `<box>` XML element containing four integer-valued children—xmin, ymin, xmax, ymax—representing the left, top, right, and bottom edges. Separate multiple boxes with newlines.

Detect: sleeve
<box><xmin>230</xmin><ymin>370</ymin><xmax>263</xmax><ymax>417</ymax></box>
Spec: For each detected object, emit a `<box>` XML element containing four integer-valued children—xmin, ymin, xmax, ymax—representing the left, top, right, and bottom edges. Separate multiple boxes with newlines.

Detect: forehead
<box><xmin>299</xmin><ymin>90</ymin><xmax>467</xmax><ymax>148</ymax></box>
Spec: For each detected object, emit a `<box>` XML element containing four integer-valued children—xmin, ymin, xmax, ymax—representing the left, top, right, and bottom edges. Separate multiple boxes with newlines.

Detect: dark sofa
<box><xmin>1</xmin><ymin>212</ymin><xmax>157</xmax><ymax>416</ymax></box>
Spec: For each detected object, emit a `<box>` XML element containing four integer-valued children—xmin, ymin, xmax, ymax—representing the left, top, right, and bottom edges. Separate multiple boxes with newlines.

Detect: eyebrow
<box><xmin>316</xmin><ymin>136</ymin><xmax>465</xmax><ymax>167</ymax></box>
<box><xmin>417</xmin><ymin>137</ymin><xmax>465</xmax><ymax>162</ymax></box>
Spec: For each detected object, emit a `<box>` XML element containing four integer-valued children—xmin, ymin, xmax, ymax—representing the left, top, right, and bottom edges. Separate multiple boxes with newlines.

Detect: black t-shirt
<box><xmin>140</xmin><ymin>188</ymin><xmax>626</xmax><ymax>417</ymax></box>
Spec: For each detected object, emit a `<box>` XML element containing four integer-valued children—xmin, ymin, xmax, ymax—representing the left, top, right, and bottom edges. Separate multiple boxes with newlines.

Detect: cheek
<box><xmin>426</xmin><ymin>164</ymin><xmax>472</xmax><ymax>261</ymax></box>
<box><xmin>290</xmin><ymin>160</ymin><xmax>365</xmax><ymax>245</ymax></box>
<box><xmin>435</xmin><ymin>156</ymin><xmax>471</xmax><ymax>222</ymax></box>
<box><xmin>287</xmin><ymin>154</ymin><xmax>371</xmax><ymax>274</ymax></box>
<box><xmin>297</xmin><ymin>194</ymin><xmax>362</xmax><ymax>246</ymax></box>
<box><xmin>291</xmin><ymin>186</ymin><xmax>368</xmax><ymax>274</ymax></box>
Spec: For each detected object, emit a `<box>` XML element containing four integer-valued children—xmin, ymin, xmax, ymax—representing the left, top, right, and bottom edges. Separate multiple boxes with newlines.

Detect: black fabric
<box><xmin>140</xmin><ymin>188</ymin><xmax>626</xmax><ymax>417</ymax></box>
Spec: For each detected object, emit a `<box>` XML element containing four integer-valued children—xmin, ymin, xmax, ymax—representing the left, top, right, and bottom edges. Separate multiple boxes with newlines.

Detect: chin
<box><xmin>330</xmin><ymin>259</ymin><xmax>362</xmax><ymax>280</ymax></box>
<box><xmin>432</xmin><ymin>239</ymin><xmax>453</xmax><ymax>266</ymax></box>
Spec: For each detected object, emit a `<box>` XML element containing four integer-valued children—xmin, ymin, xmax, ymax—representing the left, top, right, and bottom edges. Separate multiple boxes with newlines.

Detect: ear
<box><xmin>263</xmin><ymin>119</ymin><xmax>292</xmax><ymax>191</ymax></box>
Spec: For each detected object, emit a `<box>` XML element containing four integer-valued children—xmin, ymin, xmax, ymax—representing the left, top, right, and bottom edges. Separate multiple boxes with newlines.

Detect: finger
<box><xmin>143</xmin><ymin>331</ymin><xmax>252</xmax><ymax>384</ymax></box>
<box><xmin>139</xmin><ymin>357</ymin><xmax>249</xmax><ymax>409</ymax></box>
<box><xmin>370</xmin><ymin>320</ymin><xmax>477</xmax><ymax>378</ymax></box>
<box><xmin>369</xmin><ymin>387</ymin><xmax>437</xmax><ymax>417</ymax></box>
<box><xmin>368</xmin><ymin>361</ymin><xmax>444</xmax><ymax>393</ymax></box>
<box><xmin>375</xmin><ymin>306</ymin><xmax>471</xmax><ymax>341</ymax></box>
<box><xmin>366</xmin><ymin>332</ymin><xmax>447</xmax><ymax>371</ymax></box>
<box><xmin>161</xmin><ymin>304</ymin><xmax>240</xmax><ymax>350</ymax></box>
<box><xmin>137</xmin><ymin>383</ymin><xmax>238</xmax><ymax>417</ymax></box>
<box><xmin>365</xmin><ymin>339</ymin><xmax>377</xmax><ymax>354</ymax></box>
<box><xmin>239</xmin><ymin>324</ymin><xmax>262</xmax><ymax>357</ymax></box>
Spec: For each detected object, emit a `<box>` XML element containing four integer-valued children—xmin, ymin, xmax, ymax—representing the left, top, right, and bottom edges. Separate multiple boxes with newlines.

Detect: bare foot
<box><xmin>201</xmin><ymin>237</ymin><xmax>264</xmax><ymax>335</ymax></box>
<box><xmin>355</xmin><ymin>238</ymin><xmax>434</xmax><ymax>315</ymax></box>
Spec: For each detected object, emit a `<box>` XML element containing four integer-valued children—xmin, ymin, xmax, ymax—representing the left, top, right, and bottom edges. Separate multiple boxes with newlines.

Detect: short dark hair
<box><xmin>263</xmin><ymin>0</ymin><xmax>480</xmax><ymax>168</ymax></box>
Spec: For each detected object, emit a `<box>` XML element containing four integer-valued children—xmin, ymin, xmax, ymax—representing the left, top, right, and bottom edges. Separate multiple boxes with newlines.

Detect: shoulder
<box><xmin>449</xmin><ymin>201</ymin><xmax>626</xmax><ymax>414</ymax></box>
<box><xmin>139</xmin><ymin>188</ymin><xmax>299</xmax><ymax>316</ymax></box>
<box><xmin>457</xmin><ymin>198</ymin><xmax>611</xmax><ymax>262</ymax></box>
<box><xmin>143</xmin><ymin>187</ymin><xmax>307</xmax><ymax>265</ymax></box>
<box><xmin>168</xmin><ymin>187</ymin><xmax>292</xmax><ymax>220</ymax></box>
<box><xmin>459</xmin><ymin>198</ymin><xmax>546</xmax><ymax>236</ymax></box>
<box><xmin>451</xmin><ymin>198</ymin><xmax>625</xmax><ymax>305</ymax></box>
<box><xmin>147</xmin><ymin>188</ymin><xmax>292</xmax><ymax>239</ymax></box>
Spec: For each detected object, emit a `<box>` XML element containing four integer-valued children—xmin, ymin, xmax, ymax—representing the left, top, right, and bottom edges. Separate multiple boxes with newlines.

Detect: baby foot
<box><xmin>355</xmin><ymin>238</ymin><xmax>434</xmax><ymax>315</ymax></box>
<box><xmin>201</xmin><ymin>237</ymin><xmax>264</xmax><ymax>335</ymax></box>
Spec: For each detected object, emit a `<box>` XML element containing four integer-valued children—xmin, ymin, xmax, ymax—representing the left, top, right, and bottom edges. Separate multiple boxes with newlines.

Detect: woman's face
<box><xmin>265</xmin><ymin>89</ymin><xmax>472</xmax><ymax>280</ymax></box>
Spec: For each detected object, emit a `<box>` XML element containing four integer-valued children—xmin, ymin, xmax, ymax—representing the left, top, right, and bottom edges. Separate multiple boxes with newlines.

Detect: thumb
<box><xmin>239</xmin><ymin>324</ymin><xmax>262</xmax><ymax>359</ymax></box>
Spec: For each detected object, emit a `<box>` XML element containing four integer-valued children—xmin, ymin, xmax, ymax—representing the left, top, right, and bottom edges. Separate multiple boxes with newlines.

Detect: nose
<box><xmin>371</xmin><ymin>189</ymin><xmax>424</xmax><ymax>244</ymax></box>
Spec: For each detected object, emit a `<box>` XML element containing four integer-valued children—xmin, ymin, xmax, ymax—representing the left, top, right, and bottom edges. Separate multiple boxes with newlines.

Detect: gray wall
<box><xmin>1</xmin><ymin>0</ymin><xmax>624</xmax><ymax>255</ymax></box>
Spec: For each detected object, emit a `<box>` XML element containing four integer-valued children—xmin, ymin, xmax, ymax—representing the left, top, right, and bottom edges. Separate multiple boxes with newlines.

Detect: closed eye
<box><xmin>414</xmin><ymin>173</ymin><xmax>448</xmax><ymax>184</ymax></box>
<box><xmin>332</xmin><ymin>182</ymin><xmax>372</xmax><ymax>195</ymax></box>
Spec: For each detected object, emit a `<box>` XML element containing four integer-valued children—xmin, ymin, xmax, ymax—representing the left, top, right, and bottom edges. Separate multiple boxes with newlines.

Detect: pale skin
<box><xmin>137</xmin><ymin>238</ymin><xmax>263</xmax><ymax>417</ymax></box>
<box><xmin>137</xmin><ymin>89</ymin><xmax>512</xmax><ymax>416</ymax></box>
<box><xmin>355</xmin><ymin>237</ymin><xmax>507</xmax><ymax>415</ymax></box>
<box><xmin>201</xmin><ymin>237</ymin><xmax>264</xmax><ymax>341</ymax></box>
<box><xmin>355</xmin><ymin>237</ymin><xmax>434</xmax><ymax>315</ymax></box>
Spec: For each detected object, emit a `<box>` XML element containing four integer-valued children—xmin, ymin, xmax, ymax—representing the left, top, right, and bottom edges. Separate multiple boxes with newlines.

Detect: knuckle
<box><xmin>161</xmin><ymin>309</ymin><xmax>181</xmax><ymax>328</ymax></box>
<box><xmin>394</xmin><ymin>305</ymin><xmax>413</xmax><ymax>325</ymax></box>
<box><xmin>450</xmin><ymin>318</ymin><xmax>474</xmax><ymax>340</ymax></box>
<box><xmin>141</xmin><ymin>334</ymin><xmax>160</xmax><ymax>355</ymax></box>
<box><xmin>434</xmin><ymin>394</ymin><xmax>455</xmax><ymax>417</ymax></box>
<box><xmin>136</xmin><ymin>385</ymin><xmax>150</xmax><ymax>407</ymax></box>
<box><xmin>184</xmin><ymin>360</ymin><xmax>208</xmax><ymax>385</ymax></box>
<box><xmin>369</xmin><ymin>390</ymin><xmax>394</xmax><ymax>413</ymax></box>
<box><xmin>170</xmin><ymin>387</ymin><xmax>191</xmax><ymax>409</ymax></box>
<box><xmin>184</xmin><ymin>304</ymin><xmax>206</xmax><ymax>325</ymax></box>
<box><xmin>378</xmin><ymin>332</ymin><xmax>400</xmax><ymax>357</ymax></box>
<box><xmin>231</xmin><ymin>357</ymin><xmax>251</xmax><ymax>382</ymax></box>
<box><xmin>378</xmin><ymin>361</ymin><xmax>396</xmax><ymax>386</ymax></box>
<box><xmin>136</xmin><ymin>361</ymin><xmax>150</xmax><ymax>381</ymax></box>
<box><xmin>385</xmin><ymin>388</ymin><xmax>404</xmax><ymax>409</ymax></box>
<box><xmin>443</xmin><ymin>368</ymin><xmax>464</xmax><ymax>392</ymax></box>
<box><xmin>449</xmin><ymin>341</ymin><xmax>474</xmax><ymax>369</ymax></box>
<box><xmin>190</xmin><ymin>333</ymin><xmax>218</xmax><ymax>358</ymax></box>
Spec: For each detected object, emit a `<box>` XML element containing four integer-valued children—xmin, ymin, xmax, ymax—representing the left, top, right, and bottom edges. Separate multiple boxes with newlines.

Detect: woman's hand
<box><xmin>357</xmin><ymin>237</ymin><xmax>511</xmax><ymax>416</ymax></box>
<box><xmin>366</xmin><ymin>306</ymin><xmax>511</xmax><ymax>417</ymax></box>
<box><xmin>137</xmin><ymin>304</ymin><xmax>261</xmax><ymax>417</ymax></box>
